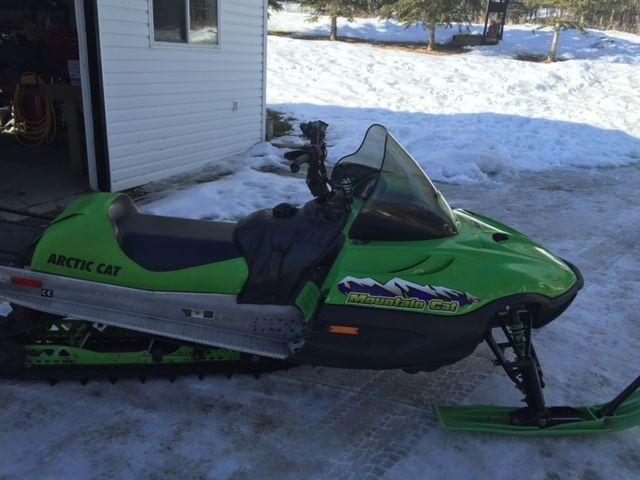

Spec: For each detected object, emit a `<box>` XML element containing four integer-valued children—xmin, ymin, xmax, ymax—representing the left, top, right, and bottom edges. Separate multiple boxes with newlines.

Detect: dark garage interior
<box><xmin>0</xmin><ymin>0</ymin><xmax>89</xmax><ymax>215</ymax></box>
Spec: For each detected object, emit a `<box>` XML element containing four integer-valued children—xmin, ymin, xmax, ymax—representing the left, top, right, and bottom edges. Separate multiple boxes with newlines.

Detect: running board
<box><xmin>0</xmin><ymin>266</ymin><xmax>305</xmax><ymax>360</ymax></box>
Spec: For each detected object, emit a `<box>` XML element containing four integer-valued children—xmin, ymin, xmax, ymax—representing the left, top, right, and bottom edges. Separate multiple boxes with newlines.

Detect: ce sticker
<box><xmin>41</xmin><ymin>289</ymin><xmax>54</xmax><ymax>298</ymax></box>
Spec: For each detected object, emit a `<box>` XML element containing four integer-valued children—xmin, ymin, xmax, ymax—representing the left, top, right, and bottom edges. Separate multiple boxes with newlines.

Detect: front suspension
<box><xmin>485</xmin><ymin>307</ymin><xmax>587</xmax><ymax>428</ymax></box>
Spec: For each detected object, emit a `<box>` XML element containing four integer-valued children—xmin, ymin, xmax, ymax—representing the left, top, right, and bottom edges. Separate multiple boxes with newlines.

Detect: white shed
<box><xmin>76</xmin><ymin>0</ymin><xmax>268</xmax><ymax>191</ymax></box>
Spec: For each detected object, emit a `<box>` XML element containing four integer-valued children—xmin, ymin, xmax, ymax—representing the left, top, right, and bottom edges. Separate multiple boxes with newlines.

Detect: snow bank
<box><xmin>146</xmin><ymin>146</ymin><xmax>313</xmax><ymax>219</ymax></box>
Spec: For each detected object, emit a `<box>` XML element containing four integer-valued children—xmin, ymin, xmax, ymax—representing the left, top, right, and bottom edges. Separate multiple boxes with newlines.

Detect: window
<box><xmin>152</xmin><ymin>0</ymin><xmax>219</xmax><ymax>46</ymax></box>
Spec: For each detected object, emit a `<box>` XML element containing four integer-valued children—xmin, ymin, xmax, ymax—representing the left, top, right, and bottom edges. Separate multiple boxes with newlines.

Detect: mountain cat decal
<box><xmin>338</xmin><ymin>276</ymin><xmax>479</xmax><ymax>313</ymax></box>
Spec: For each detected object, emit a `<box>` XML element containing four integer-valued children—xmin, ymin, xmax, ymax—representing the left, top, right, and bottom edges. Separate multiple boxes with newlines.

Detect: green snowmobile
<box><xmin>1</xmin><ymin>122</ymin><xmax>639</xmax><ymax>436</ymax></box>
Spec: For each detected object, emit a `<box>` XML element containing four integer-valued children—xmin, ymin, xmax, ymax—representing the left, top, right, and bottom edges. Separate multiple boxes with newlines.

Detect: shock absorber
<box><xmin>509</xmin><ymin>308</ymin><xmax>549</xmax><ymax>422</ymax></box>
<box><xmin>507</xmin><ymin>319</ymin><xmax>526</xmax><ymax>358</ymax></box>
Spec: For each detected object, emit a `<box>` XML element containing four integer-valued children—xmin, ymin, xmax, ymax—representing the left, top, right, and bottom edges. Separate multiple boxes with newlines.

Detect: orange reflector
<box><xmin>329</xmin><ymin>325</ymin><xmax>359</xmax><ymax>335</ymax></box>
<box><xmin>11</xmin><ymin>277</ymin><xmax>42</xmax><ymax>288</ymax></box>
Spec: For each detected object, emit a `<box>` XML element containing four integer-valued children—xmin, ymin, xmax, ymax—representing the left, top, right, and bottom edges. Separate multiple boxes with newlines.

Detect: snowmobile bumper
<box><xmin>435</xmin><ymin>376</ymin><xmax>640</xmax><ymax>436</ymax></box>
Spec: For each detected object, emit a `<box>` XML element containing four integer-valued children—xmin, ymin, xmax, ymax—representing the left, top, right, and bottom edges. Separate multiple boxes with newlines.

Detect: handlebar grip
<box><xmin>285</xmin><ymin>151</ymin><xmax>310</xmax><ymax>173</ymax></box>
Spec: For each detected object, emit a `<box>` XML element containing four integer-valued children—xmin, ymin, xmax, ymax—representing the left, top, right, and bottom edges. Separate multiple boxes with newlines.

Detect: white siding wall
<box><xmin>97</xmin><ymin>0</ymin><xmax>266</xmax><ymax>190</ymax></box>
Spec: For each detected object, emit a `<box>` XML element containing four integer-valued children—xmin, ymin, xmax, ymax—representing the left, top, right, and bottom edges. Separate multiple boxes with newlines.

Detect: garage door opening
<box><xmin>0</xmin><ymin>0</ymin><xmax>98</xmax><ymax>215</ymax></box>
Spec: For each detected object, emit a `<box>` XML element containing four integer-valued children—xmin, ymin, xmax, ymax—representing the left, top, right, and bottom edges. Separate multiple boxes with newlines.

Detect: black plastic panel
<box><xmin>0</xmin><ymin>220</ymin><xmax>44</xmax><ymax>267</ymax></box>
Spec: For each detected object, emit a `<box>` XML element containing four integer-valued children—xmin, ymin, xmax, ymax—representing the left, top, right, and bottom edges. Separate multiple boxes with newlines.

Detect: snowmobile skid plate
<box><xmin>435</xmin><ymin>390</ymin><xmax>640</xmax><ymax>436</ymax></box>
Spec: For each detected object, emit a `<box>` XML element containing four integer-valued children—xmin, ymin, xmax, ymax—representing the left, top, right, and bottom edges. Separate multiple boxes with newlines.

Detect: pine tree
<box><xmin>268</xmin><ymin>0</ymin><xmax>284</xmax><ymax>12</ymax></box>
<box><xmin>582</xmin><ymin>0</ymin><xmax>640</xmax><ymax>32</ymax></box>
<box><xmin>526</xmin><ymin>0</ymin><xmax>592</xmax><ymax>61</ymax></box>
<box><xmin>299</xmin><ymin>0</ymin><xmax>365</xmax><ymax>40</ymax></box>
<box><xmin>381</xmin><ymin>0</ymin><xmax>482</xmax><ymax>51</ymax></box>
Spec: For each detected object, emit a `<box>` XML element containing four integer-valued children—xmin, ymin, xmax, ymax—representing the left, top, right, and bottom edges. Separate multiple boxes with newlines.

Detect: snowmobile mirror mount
<box><xmin>299</xmin><ymin>120</ymin><xmax>328</xmax><ymax>146</ymax></box>
<box><xmin>284</xmin><ymin>120</ymin><xmax>331</xmax><ymax>201</ymax></box>
<box><xmin>285</xmin><ymin>145</ymin><xmax>330</xmax><ymax>201</ymax></box>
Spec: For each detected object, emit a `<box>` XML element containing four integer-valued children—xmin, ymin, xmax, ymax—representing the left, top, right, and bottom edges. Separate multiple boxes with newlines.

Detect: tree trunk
<box><xmin>428</xmin><ymin>21</ymin><xmax>436</xmax><ymax>50</ymax></box>
<box><xmin>330</xmin><ymin>15</ymin><xmax>337</xmax><ymax>41</ymax></box>
<box><xmin>548</xmin><ymin>26</ymin><xmax>561</xmax><ymax>62</ymax></box>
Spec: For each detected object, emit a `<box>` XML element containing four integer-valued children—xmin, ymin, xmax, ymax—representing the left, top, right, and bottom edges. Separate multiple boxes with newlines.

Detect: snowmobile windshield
<box><xmin>333</xmin><ymin>124</ymin><xmax>457</xmax><ymax>241</ymax></box>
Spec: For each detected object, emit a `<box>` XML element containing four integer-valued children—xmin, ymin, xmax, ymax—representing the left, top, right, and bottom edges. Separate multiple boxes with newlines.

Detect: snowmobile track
<box><xmin>1</xmin><ymin>359</ymin><xmax>294</xmax><ymax>385</ymax></box>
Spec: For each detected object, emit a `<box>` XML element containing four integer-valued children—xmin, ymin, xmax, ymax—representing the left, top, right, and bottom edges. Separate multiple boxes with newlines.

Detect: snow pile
<box><xmin>146</xmin><ymin>143</ymin><xmax>312</xmax><ymax>219</ymax></box>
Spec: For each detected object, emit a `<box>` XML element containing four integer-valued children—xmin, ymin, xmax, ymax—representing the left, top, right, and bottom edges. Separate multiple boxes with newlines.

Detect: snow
<box><xmin>146</xmin><ymin>143</ymin><xmax>311</xmax><ymax>220</ymax></box>
<box><xmin>269</xmin><ymin>9</ymin><xmax>640</xmax><ymax>62</ymax></box>
<box><xmin>266</xmin><ymin>23</ymin><xmax>640</xmax><ymax>184</ymax></box>
<box><xmin>147</xmin><ymin>13</ymin><xmax>640</xmax><ymax>219</ymax></box>
<box><xmin>386</xmin><ymin>166</ymin><xmax>640</xmax><ymax>479</ymax></box>
<box><xmin>3</xmin><ymin>167</ymin><xmax>640</xmax><ymax>479</ymax></box>
<box><xmin>2</xmin><ymin>12</ymin><xmax>640</xmax><ymax>480</ymax></box>
<box><xmin>269</xmin><ymin>9</ymin><xmax>472</xmax><ymax>44</ymax></box>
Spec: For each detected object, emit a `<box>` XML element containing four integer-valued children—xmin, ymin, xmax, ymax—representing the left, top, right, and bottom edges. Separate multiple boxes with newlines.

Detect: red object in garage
<box><xmin>19</xmin><ymin>88</ymin><xmax>47</xmax><ymax>124</ymax></box>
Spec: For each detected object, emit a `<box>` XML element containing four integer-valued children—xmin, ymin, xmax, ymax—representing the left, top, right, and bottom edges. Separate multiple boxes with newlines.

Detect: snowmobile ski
<box><xmin>435</xmin><ymin>308</ymin><xmax>640</xmax><ymax>435</ymax></box>
<box><xmin>435</xmin><ymin>381</ymin><xmax>640</xmax><ymax>436</ymax></box>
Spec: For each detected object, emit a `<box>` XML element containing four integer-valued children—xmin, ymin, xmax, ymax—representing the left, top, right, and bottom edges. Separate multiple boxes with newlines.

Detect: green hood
<box><xmin>322</xmin><ymin>208</ymin><xmax>578</xmax><ymax>316</ymax></box>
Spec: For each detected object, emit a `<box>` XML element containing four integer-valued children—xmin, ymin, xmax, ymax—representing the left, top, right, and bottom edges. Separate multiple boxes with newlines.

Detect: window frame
<box><xmin>148</xmin><ymin>0</ymin><xmax>222</xmax><ymax>50</ymax></box>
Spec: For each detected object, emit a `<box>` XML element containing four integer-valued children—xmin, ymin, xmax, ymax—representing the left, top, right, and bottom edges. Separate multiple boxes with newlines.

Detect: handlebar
<box><xmin>284</xmin><ymin>120</ymin><xmax>331</xmax><ymax>201</ymax></box>
<box><xmin>284</xmin><ymin>150</ymin><xmax>310</xmax><ymax>174</ymax></box>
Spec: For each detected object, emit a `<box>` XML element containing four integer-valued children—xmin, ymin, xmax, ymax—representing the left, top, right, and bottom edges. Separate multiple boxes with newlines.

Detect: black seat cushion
<box><xmin>108</xmin><ymin>195</ymin><xmax>241</xmax><ymax>272</ymax></box>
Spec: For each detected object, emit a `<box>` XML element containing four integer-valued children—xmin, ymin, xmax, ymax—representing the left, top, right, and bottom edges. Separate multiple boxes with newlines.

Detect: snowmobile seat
<box><xmin>108</xmin><ymin>195</ymin><xmax>242</xmax><ymax>272</ymax></box>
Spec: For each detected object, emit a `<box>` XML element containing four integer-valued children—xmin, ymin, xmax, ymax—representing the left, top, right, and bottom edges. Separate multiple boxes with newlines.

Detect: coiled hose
<box><xmin>12</xmin><ymin>72</ymin><xmax>56</xmax><ymax>146</ymax></box>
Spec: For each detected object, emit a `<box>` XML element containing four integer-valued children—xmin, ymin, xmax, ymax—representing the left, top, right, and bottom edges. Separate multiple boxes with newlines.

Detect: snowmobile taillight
<box><xmin>10</xmin><ymin>277</ymin><xmax>42</xmax><ymax>288</ymax></box>
<box><xmin>329</xmin><ymin>325</ymin><xmax>359</xmax><ymax>335</ymax></box>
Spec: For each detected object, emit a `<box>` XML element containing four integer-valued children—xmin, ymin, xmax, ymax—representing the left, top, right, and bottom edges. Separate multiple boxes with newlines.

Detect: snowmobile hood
<box><xmin>323</xmin><ymin>206</ymin><xmax>580</xmax><ymax>317</ymax></box>
<box><xmin>453</xmin><ymin>208</ymin><xmax>579</xmax><ymax>292</ymax></box>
